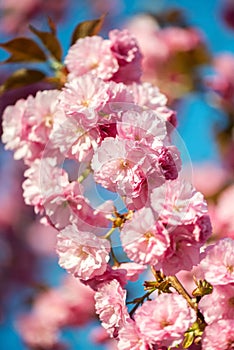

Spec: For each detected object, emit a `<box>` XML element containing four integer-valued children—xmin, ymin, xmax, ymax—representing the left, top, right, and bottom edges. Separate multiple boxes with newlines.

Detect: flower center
<box><xmin>119</xmin><ymin>159</ymin><xmax>129</xmax><ymax>169</ymax></box>
<box><xmin>227</xmin><ymin>265</ymin><xmax>234</xmax><ymax>273</ymax></box>
<box><xmin>160</xmin><ymin>319</ymin><xmax>172</xmax><ymax>328</ymax></box>
<box><xmin>229</xmin><ymin>297</ymin><xmax>234</xmax><ymax>307</ymax></box>
<box><xmin>44</xmin><ymin>114</ymin><xmax>53</xmax><ymax>128</ymax></box>
<box><xmin>81</xmin><ymin>99</ymin><xmax>90</xmax><ymax>107</ymax></box>
<box><xmin>144</xmin><ymin>231</ymin><xmax>154</xmax><ymax>240</ymax></box>
<box><xmin>90</xmin><ymin>60</ymin><xmax>99</xmax><ymax>70</ymax></box>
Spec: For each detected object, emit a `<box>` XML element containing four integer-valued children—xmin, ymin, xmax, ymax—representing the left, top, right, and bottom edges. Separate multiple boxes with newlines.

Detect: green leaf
<box><xmin>0</xmin><ymin>37</ymin><xmax>47</xmax><ymax>63</ymax></box>
<box><xmin>29</xmin><ymin>25</ymin><xmax>63</xmax><ymax>62</ymax></box>
<box><xmin>182</xmin><ymin>331</ymin><xmax>195</xmax><ymax>348</ymax></box>
<box><xmin>0</xmin><ymin>69</ymin><xmax>46</xmax><ymax>94</ymax></box>
<box><xmin>70</xmin><ymin>14</ymin><xmax>106</xmax><ymax>45</ymax></box>
<box><xmin>192</xmin><ymin>279</ymin><xmax>213</xmax><ymax>297</ymax></box>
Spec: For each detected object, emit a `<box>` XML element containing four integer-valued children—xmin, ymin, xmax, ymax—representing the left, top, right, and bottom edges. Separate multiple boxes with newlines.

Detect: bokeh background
<box><xmin>1</xmin><ymin>0</ymin><xmax>234</xmax><ymax>349</ymax></box>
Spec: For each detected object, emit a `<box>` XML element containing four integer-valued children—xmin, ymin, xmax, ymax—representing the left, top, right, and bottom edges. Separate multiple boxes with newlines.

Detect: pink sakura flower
<box><xmin>107</xmin><ymin>81</ymin><xmax>134</xmax><ymax>105</ymax></box>
<box><xmin>126</xmin><ymin>15</ymin><xmax>170</xmax><ymax>77</ymax></box>
<box><xmin>130</xmin><ymin>82</ymin><xmax>177</xmax><ymax>127</ymax></box>
<box><xmin>151</xmin><ymin>178</ymin><xmax>208</xmax><ymax>226</ymax></box>
<box><xmin>65</xmin><ymin>36</ymin><xmax>118</xmax><ymax>80</ymax></box>
<box><xmin>154</xmin><ymin>224</ymin><xmax>202</xmax><ymax>275</ymax></box>
<box><xmin>134</xmin><ymin>293</ymin><xmax>196</xmax><ymax>348</ymax></box>
<box><xmin>2</xmin><ymin>90</ymin><xmax>63</xmax><ymax>164</ymax></box>
<box><xmin>92</xmin><ymin>136</ymin><xmax>176</xmax><ymax>207</ymax></box>
<box><xmin>113</xmin><ymin>262</ymin><xmax>147</xmax><ymax>282</ymax></box>
<box><xmin>25</xmin><ymin>90</ymin><xmax>61</xmax><ymax>144</ymax></box>
<box><xmin>117</xmin><ymin>320</ymin><xmax>149</xmax><ymax>350</ymax></box>
<box><xmin>207</xmin><ymin>54</ymin><xmax>234</xmax><ymax>103</ymax></box>
<box><xmin>95</xmin><ymin>279</ymin><xmax>130</xmax><ymax>337</ymax></box>
<box><xmin>131</xmin><ymin>82</ymin><xmax>167</xmax><ymax>110</ymax></box>
<box><xmin>16</xmin><ymin>275</ymin><xmax>95</xmax><ymax>349</ymax></box>
<box><xmin>199</xmin><ymin>284</ymin><xmax>234</xmax><ymax>324</ymax></box>
<box><xmin>56</xmin><ymin>224</ymin><xmax>110</xmax><ymax>280</ymax></box>
<box><xmin>44</xmin><ymin>181</ymin><xmax>84</xmax><ymax>229</ymax></box>
<box><xmin>59</xmin><ymin>74</ymin><xmax>110</xmax><ymax>125</ymax></box>
<box><xmin>193</xmin><ymin>215</ymin><xmax>212</xmax><ymax>244</ymax></box>
<box><xmin>156</xmin><ymin>146</ymin><xmax>181</xmax><ymax>180</ymax></box>
<box><xmin>202</xmin><ymin>319</ymin><xmax>234</xmax><ymax>350</ymax></box>
<box><xmin>99</xmin><ymin>81</ymin><xmax>134</xmax><ymax>124</ymax></box>
<box><xmin>81</xmin><ymin>264</ymin><xmax>127</xmax><ymax>291</ymax></box>
<box><xmin>51</xmin><ymin>114</ymin><xmax>100</xmax><ymax>162</ymax></box>
<box><xmin>32</xmin><ymin>289</ymin><xmax>70</xmax><ymax>329</ymax></box>
<box><xmin>116</xmin><ymin>109</ymin><xmax>167</xmax><ymax>148</ymax></box>
<box><xmin>0</xmin><ymin>0</ymin><xmax>67</xmax><ymax>35</ymax></box>
<box><xmin>121</xmin><ymin>207</ymin><xmax>169</xmax><ymax>265</ymax></box>
<box><xmin>2</xmin><ymin>99</ymin><xmax>29</xmax><ymax>160</ymax></box>
<box><xmin>109</xmin><ymin>29</ymin><xmax>142</xmax><ymax>84</ymax></box>
<box><xmin>199</xmin><ymin>238</ymin><xmax>234</xmax><ymax>285</ymax></box>
<box><xmin>58</xmin><ymin>276</ymin><xmax>95</xmax><ymax>327</ymax></box>
<box><xmin>160</xmin><ymin>27</ymin><xmax>202</xmax><ymax>53</ymax></box>
<box><xmin>44</xmin><ymin>181</ymin><xmax>112</xmax><ymax>230</ymax></box>
<box><xmin>16</xmin><ymin>313</ymin><xmax>59</xmax><ymax>349</ymax></box>
<box><xmin>91</xmin><ymin>137</ymin><xmax>147</xmax><ymax>197</ymax></box>
<box><xmin>0</xmin><ymin>0</ymin><xmax>41</xmax><ymax>34</ymax></box>
<box><xmin>22</xmin><ymin>158</ymin><xmax>69</xmax><ymax>214</ymax></box>
<box><xmin>39</xmin><ymin>275</ymin><xmax>95</xmax><ymax>327</ymax></box>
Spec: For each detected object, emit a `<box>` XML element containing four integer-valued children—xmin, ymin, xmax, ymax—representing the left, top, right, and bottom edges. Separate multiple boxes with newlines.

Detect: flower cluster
<box><xmin>126</xmin><ymin>14</ymin><xmax>207</xmax><ymax>100</ymax></box>
<box><xmin>2</xmin><ymin>27</ymin><xmax>225</xmax><ymax>349</ymax></box>
<box><xmin>195</xmin><ymin>238</ymin><xmax>234</xmax><ymax>349</ymax></box>
<box><xmin>16</xmin><ymin>275</ymin><xmax>95</xmax><ymax>349</ymax></box>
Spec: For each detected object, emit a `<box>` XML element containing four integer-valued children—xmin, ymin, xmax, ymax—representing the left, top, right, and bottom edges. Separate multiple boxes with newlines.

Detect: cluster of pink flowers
<box><xmin>0</xmin><ymin>0</ymin><xmax>67</xmax><ymax>34</ymax></box>
<box><xmin>16</xmin><ymin>275</ymin><xmax>95</xmax><ymax>349</ymax></box>
<box><xmin>196</xmin><ymin>238</ymin><xmax>234</xmax><ymax>349</ymax></box>
<box><xmin>3</xmin><ymin>27</ymin><xmax>233</xmax><ymax>349</ymax></box>
<box><xmin>126</xmin><ymin>15</ymin><xmax>205</xmax><ymax>99</ymax></box>
<box><xmin>207</xmin><ymin>53</ymin><xmax>234</xmax><ymax>106</ymax></box>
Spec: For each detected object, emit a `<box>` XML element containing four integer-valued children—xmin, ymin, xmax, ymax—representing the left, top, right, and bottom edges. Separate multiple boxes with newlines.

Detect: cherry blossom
<box><xmin>151</xmin><ymin>178</ymin><xmax>208</xmax><ymax>226</ymax></box>
<box><xmin>154</xmin><ymin>224</ymin><xmax>202</xmax><ymax>275</ymax></box>
<box><xmin>117</xmin><ymin>320</ymin><xmax>149</xmax><ymax>350</ymax></box>
<box><xmin>59</xmin><ymin>74</ymin><xmax>110</xmax><ymax>125</ymax></box>
<box><xmin>109</xmin><ymin>29</ymin><xmax>142</xmax><ymax>84</ymax></box>
<box><xmin>202</xmin><ymin>319</ymin><xmax>234</xmax><ymax>350</ymax></box>
<box><xmin>95</xmin><ymin>279</ymin><xmax>130</xmax><ymax>337</ymax></box>
<box><xmin>22</xmin><ymin>158</ymin><xmax>69</xmax><ymax>214</ymax></box>
<box><xmin>199</xmin><ymin>284</ymin><xmax>234</xmax><ymax>324</ymax></box>
<box><xmin>57</xmin><ymin>224</ymin><xmax>110</xmax><ymax>280</ymax></box>
<box><xmin>134</xmin><ymin>293</ymin><xmax>196</xmax><ymax>348</ymax></box>
<box><xmin>65</xmin><ymin>36</ymin><xmax>118</xmax><ymax>80</ymax></box>
<box><xmin>121</xmin><ymin>207</ymin><xmax>169</xmax><ymax>265</ymax></box>
<box><xmin>199</xmin><ymin>238</ymin><xmax>234</xmax><ymax>285</ymax></box>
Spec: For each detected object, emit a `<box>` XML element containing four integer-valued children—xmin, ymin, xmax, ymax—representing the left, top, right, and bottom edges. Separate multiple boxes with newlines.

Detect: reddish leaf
<box><xmin>0</xmin><ymin>69</ymin><xmax>46</xmax><ymax>94</ymax></box>
<box><xmin>0</xmin><ymin>38</ymin><xmax>47</xmax><ymax>63</ymax></box>
<box><xmin>29</xmin><ymin>25</ymin><xmax>63</xmax><ymax>62</ymax></box>
<box><xmin>71</xmin><ymin>14</ymin><xmax>106</xmax><ymax>45</ymax></box>
<box><xmin>47</xmin><ymin>17</ymin><xmax>57</xmax><ymax>35</ymax></box>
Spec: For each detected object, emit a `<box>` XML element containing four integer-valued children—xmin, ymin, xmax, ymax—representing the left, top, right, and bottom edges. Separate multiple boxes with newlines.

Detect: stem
<box><xmin>111</xmin><ymin>247</ymin><xmax>120</xmax><ymax>267</ymax></box>
<box><xmin>77</xmin><ymin>166</ymin><xmax>91</xmax><ymax>183</ymax></box>
<box><xmin>129</xmin><ymin>289</ymin><xmax>155</xmax><ymax>317</ymax></box>
<box><xmin>102</xmin><ymin>227</ymin><xmax>116</xmax><ymax>240</ymax></box>
<box><xmin>168</xmin><ymin>276</ymin><xmax>197</xmax><ymax>311</ymax></box>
